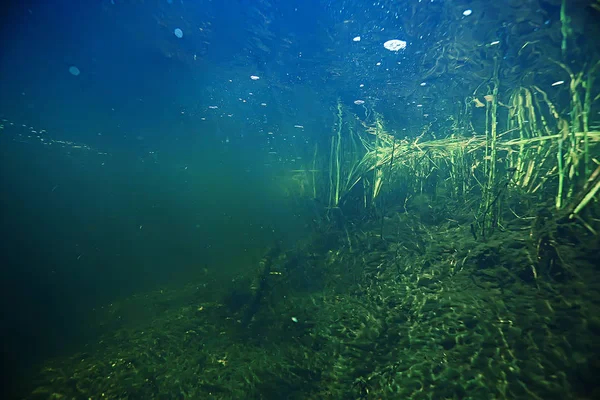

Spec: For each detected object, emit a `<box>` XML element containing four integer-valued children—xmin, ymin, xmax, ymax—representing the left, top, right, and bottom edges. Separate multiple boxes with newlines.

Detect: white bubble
<box><xmin>174</xmin><ymin>28</ymin><xmax>183</xmax><ymax>38</ymax></box>
<box><xmin>383</xmin><ymin>39</ymin><xmax>407</xmax><ymax>51</ymax></box>
<box><xmin>353</xmin><ymin>36</ymin><xmax>361</xmax><ymax>42</ymax></box>
<box><xmin>463</xmin><ymin>9</ymin><xmax>472</xmax><ymax>16</ymax></box>
<box><xmin>68</xmin><ymin>66</ymin><xmax>80</xmax><ymax>76</ymax></box>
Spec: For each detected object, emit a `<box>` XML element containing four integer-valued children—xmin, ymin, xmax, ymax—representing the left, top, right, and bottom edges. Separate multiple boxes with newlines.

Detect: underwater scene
<box><xmin>1</xmin><ymin>0</ymin><xmax>599</xmax><ymax>398</ymax></box>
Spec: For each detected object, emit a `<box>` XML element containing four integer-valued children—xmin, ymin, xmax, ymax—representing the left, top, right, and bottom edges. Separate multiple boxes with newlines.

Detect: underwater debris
<box><xmin>68</xmin><ymin>66</ymin><xmax>80</xmax><ymax>76</ymax></box>
<box><xmin>473</xmin><ymin>98</ymin><xmax>485</xmax><ymax>108</ymax></box>
<box><xmin>383</xmin><ymin>39</ymin><xmax>406</xmax><ymax>51</ymax></box>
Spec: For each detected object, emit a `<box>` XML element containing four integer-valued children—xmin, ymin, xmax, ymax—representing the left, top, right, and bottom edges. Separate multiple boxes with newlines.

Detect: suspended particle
<box><xmin>68</xmin><ymin>66</ymin><xmax>80</xmax><ymax>76</ymax></box>
<box><xmin>383</xmin><ymin>39</ymin><xmax>407</xmax><ymax>51</ymax></box>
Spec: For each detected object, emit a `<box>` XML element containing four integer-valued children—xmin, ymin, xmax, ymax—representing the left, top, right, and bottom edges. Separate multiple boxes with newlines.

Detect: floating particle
<box><xmin>489</xmin><ymin>40</ymin><xmax>500</xmax><ymax>46</ymax></box>
<box><xmin>68</xmin><ymin>66</ymin><xmax>80</xmax><ymax>76</ymax></box>
<box><xmin>354</xmin><ymin>100</ymin><xmax>365</xmax><ymax>105</ymax></box>
<box><xmin>250</xmin><ymin>75</ymin><xmax>260</xmax><ymax>80</ymax></box>
<box><xmin>463</xmin><ymin>9</ymin><xmax>472</xmax><ymax>16</ymax></box>
<box><xmin>420</xmin><ymin>82</ymin><xmax>427</xmax><ymax>86</ymax></box>
<box><xmin>294</xmin><ymin>125</ymin><xmax>304</xmax><ymax>129</ymax></box>
<box><xmin>261</xmin><ymin>103</ymin><xmax>267</xmax><ymax>106</ymax></box>
<box><xmin>376</xmin><ymin>62</ymin><xmax>381</xmax><ymax>66</ymax></box>
<box><xmin>174</xmin><ymin>28</ymin><xmax>183</xmax><ymax>38</ymax></box>
<box><xmin>208</xmin><ymin>105</ymin><xmax>218</xmax><ymax>109</ymax></box>
<box><xmin>551</xmin><ymin>80</ymin><xmax>565</xmax><ymax>86</ymax></box>
<box><xmin>359</xmin><ymin>83</ymin><xmax>364</xmax><ymax>88</ymax></box>
<box><xmin>383</xmin><ymin>39</ymin><xmax>407</xmax><ymax>51</ymax></box>
<box><xmin>353</xmin><ymin>36</ymin><xmax>361</xmax><ymax>42</ymax></box>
